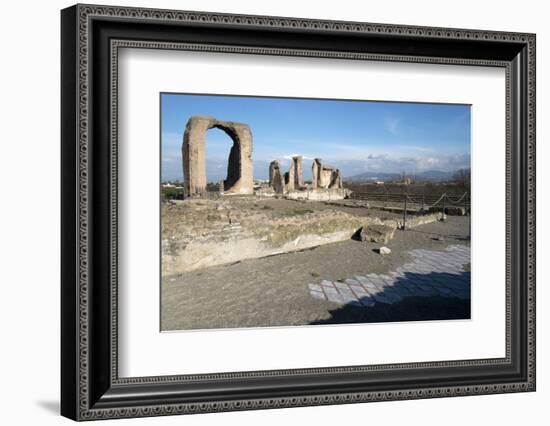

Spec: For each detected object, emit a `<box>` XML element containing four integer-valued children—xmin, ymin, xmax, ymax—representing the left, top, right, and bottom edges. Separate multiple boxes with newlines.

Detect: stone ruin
<box><xmin>182</xmin><ymin>116</ymin><xmax>253</xmax><ymax>196</ymax></box>
<box><xmin>312</xmin><ymin>158</ymin><xmax>343</xmax><ymax>189</ymax></box>
<box><xmin>269</xmin><ymin>160</ymin><xmax>286</xmax><ymax>194</ymax></box>
<box><xmin>180</xmin><ymin>115</ymin><xmax>345</xmax><ymax>200</ymax></box>
<box><xmin>266</xmin><ymin>156</ymin><xmax>345</xmax><ymax>200</ymax></box>
<box><xmin>285</xmin><ymin>155</ymin><xmax>305</xmax><ymax>191</ymax></box>
<box><xmin>274</xmin><ymin>156</ymin><xmax>344</xmax><ymax>192</ymax></box>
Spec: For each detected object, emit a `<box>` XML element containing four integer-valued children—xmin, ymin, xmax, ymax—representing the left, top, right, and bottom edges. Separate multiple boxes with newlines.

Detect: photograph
<box><xmin>160</xmin><ymin>93</ymin><xmax>472</xmax><ymax>331</ymax></box>
<box><xmin>58</xmin><ymin>3</ymin><xmax>536</xmax><ymax>420</ymax></box>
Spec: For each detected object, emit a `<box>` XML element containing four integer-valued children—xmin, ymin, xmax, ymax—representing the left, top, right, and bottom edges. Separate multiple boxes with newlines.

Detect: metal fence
<box><xmin>350</xmin><ymin>190</ymin><xmax>470</xmax><ymax>236</ymax></box>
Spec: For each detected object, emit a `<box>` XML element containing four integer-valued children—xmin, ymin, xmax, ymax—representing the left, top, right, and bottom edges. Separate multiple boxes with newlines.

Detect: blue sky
<box><xmin>161</xmin><ymin>93</ymin><xmax>470</xmax><ymax>182</ymax></box>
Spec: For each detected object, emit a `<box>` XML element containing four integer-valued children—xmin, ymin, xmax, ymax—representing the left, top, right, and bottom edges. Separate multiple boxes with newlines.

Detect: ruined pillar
<box><xmin>336</xmin><ymin>170</ymin><xmax>343</xmax><ymax>188</ymax></box>
<box><xmin>310</xmin><ymin>158</ymin><xmax>343</xmax><ymax>190</ymax></box>
<box><xmin>286</xmin><ymin>166</ymin><xmax>295</xmax><ymax>191</ymax></box>
<box><xmin>269</xmin><ymin>160</ymin><xmax>285</xmax><ymax>194</ymax></box>
<box><xmin>329</xmin><ymin>169</ymin><xmax>343</xmax><ymax>189</ymax></box>
<box><xmin>182</xmin><ymin>116</ymin><xmax>253</xmax><ymax>196</ymax></box>
<box><xmin>319</xmin><ymin>168</ymin><xmax>332</xmax><ymax>188</ymax></box>
<box><xmin>269</xmin><ymin>160</ymin><xmax>278</xmax><ymax>186</ymax></box>
<box><xmin>292</xmin><ymin>156</ymin><xmax>304</xmax><ymax>189</ymax></box>
<box><xmin>182</xmin><ymin>117</ymin><xmax>209</xmax><ymax>195</ymax></box>
<box><xmin>311</xmin><ymin>158</ymin><xmax>322</xmax><ymax>189</ymax></box>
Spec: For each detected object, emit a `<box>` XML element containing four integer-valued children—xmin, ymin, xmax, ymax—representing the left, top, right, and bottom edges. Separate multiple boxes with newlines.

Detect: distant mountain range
<box><xmin>346</xmin><ymin>169</ymin><xmax>464</xmax><ymax>182</ymax></box>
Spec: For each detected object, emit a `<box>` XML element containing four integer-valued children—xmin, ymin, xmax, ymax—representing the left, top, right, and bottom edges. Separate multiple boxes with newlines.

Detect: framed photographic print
<box><xmin>61</xmin><ymin>4</ymin><xmax>536</xmax><ymax>421</ymax></box>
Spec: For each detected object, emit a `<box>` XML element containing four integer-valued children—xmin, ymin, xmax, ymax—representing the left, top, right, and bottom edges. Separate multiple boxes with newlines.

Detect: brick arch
<box><xmin>182</xmin><ymin>116</ymin><xmax>253</xmax><ymax>196</ymax></box>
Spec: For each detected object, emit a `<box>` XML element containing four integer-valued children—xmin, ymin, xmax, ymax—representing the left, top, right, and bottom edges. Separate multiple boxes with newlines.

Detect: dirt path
<box><xmin>161</xmin><ymin>216</ymin><xmax>470</xmax><ymax>331</ymax></box>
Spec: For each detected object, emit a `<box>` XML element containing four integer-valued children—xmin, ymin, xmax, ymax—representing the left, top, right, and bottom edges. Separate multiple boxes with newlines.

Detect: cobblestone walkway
<box><xmin>308</xmin><ymin>245</ymin><xmax>470</xmax><ymax>307</ymax></box>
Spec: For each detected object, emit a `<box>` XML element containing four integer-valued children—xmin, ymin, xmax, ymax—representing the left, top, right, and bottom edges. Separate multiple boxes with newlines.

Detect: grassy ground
<box><xmin>161</xmin><ymin>215</ymin><xmax>471</xmax><ymax>331</ymax></box>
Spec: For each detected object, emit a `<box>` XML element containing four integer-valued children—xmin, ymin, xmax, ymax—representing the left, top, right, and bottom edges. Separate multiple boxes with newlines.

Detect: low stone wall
<box><xmin>428</xmin><ymin>206</ymin><xmax>467</xmax><ymax>216</ymax></box>
<box><xmin>398</xmin><ymin>213</ymin><xmax>442</xmax><ymax>229</ymax></box>
<box><xmin>380</xmin><ymin>206</ymin><xmax>422</xmax><ymax>215</ymax></box>
<box><xmin>162</xmin><ymin>199</ymin><xmax>439</xmax><ymax>276</ymax></box>
<box><xmin>284</xmin><ymin>188</ymin><xmax>350</xmax><ymax>201</ymax></box>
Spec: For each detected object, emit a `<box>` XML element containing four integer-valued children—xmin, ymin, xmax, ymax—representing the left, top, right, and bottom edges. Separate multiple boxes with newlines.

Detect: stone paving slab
<box><xmin>308</xmin><ymin>244</ymin><xmax>470</xmax><ymax>307</ymax></box>
<box><xmin>308</xmin><ymin>283</ymin><xmax>322</xmax><ymax>292</ymax></box>
<box><xmin>326</xmin><ymin>292</ymin><xmax>344</xmax><ymax>304</ymax></box>
<box><xmin>310</xmin><ymin>290</ymin><xmax>326</xmax><ymax>300</ymax></box>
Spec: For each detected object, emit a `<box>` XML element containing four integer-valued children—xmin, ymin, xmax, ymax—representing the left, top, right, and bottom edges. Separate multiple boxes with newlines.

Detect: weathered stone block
<box><xmin>428</xmin><ymin>206</ymin><xmax>466</xmax><ymax>216</ymax></box>
<box><xmin>357</xmin><ymin>224</ymin><xmax>396</xmax><ymax>244</ymax></box>
<box><xmin>445</xmin><ymin>206</ymin><xmax>466</xmax><ymax>216</ymax></box>
<box><xmin>378</xmin><ymin>246</ymin><xmax>392</xmax><ymax>255</ymax></box>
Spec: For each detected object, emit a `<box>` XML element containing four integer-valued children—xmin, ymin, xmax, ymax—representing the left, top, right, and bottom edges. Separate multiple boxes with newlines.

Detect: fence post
<box><xmin>422</xmin><ymin>193</ymin><xmax>425</xmax><ymax>215</ymax></box>
<box><xmin>403</xmin><ymin>194</ymin><xmax>407</xmax><ymax>230</ymax></box>
<box><xmin>441</xmin><ymin>195</ymin><xmax>446</xmax><ymax>222</ymax></box>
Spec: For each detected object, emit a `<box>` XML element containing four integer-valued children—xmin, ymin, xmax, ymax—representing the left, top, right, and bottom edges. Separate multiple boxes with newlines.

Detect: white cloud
<box><xmin>358</xmin><ymin>153</ymin><xmax>470</xmax><ymax>174</ymax></box>
<box><xmin>281</xmin><ymin>154</ymin><xmax>315</xmax><ymax>160</ymax></box>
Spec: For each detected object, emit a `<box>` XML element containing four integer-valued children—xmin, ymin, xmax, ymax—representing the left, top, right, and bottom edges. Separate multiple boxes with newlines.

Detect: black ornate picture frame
<box><xmin>61</xmin><ymin>4</ymin><xmax>536</xmax><ymax>421</ymax></box>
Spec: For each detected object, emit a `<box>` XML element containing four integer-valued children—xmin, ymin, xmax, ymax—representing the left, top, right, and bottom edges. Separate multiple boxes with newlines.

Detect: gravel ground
<box><xmin>161</xmin><ymin>216</ymin><xmax>471</xmax><ymax>331</ymax></box>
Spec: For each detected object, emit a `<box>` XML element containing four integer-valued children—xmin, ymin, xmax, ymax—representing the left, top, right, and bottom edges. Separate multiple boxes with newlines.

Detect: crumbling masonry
<box><xmin>269</xmin><ymin>160</ymin><xmax>286</xmax><ymax>194</ymax></box>
<box><xmin>311</xmin><ymin>158</ymin><xmax>343</xmax><ymax>189</ymax></box>
<box><xmin>182</xmin><ymin>116</ymin><xmax>253</xmax><ymax>196</ymax></box>
<box><xmin>270</xmin><ymin>156</ymin><xmax>343</xmax><ymax>194</ymax></box>
<box><xmin>285</xmin><ymin>155</ymin><xmax>305</xmax><ymax>191</ymax></box>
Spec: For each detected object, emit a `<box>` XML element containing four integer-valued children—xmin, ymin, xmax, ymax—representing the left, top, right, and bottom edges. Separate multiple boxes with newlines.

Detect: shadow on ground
<box><xmin>310</xmin><ymin>270</ymin><xmax>471</xmax><ymax>325</ymax></box>
<box><xmin>35</xmin><ymin>400</ymin><xmax>59</xmax><ymax>415</ymax></box>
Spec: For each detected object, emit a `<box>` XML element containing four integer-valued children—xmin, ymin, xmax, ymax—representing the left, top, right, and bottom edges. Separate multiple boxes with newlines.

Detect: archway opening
<box><xmin>205</xmin><ymin>125</ymin><xmax>241</xmax><ymax>193</ymax></box>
